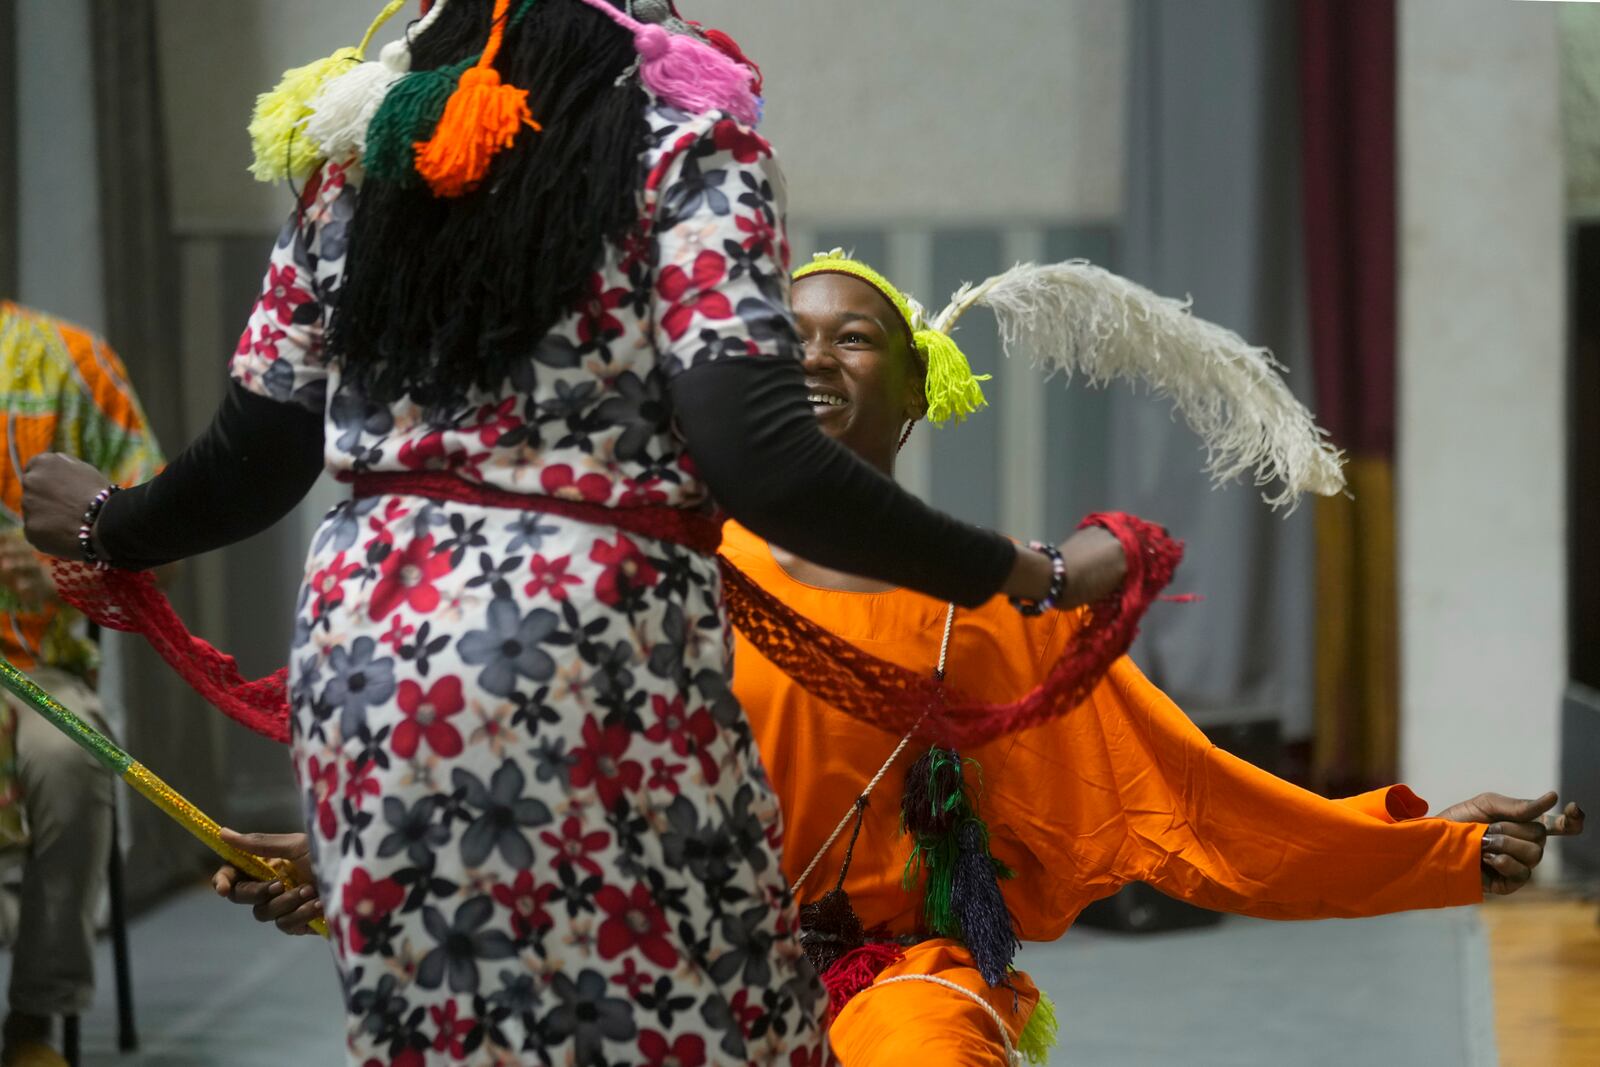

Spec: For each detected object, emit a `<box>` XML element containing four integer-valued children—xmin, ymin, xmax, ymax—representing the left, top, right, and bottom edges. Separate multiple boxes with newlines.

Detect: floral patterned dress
<box><xmin>230</xmin><ymin>100</ymin><xmax>825</xmax><ymax>1066</ymax></box>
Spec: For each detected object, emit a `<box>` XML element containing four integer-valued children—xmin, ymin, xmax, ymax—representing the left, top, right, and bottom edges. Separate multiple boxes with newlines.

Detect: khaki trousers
<box><xmin>5</xmin><ymin>667</ymin><xmax>111</xmax><ymax>1017</ymax></box>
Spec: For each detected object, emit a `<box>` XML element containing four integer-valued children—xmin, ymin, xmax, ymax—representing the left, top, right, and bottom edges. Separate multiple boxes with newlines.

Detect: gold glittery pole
<box><xmin>0</xmin><ymin>655</ymin><xmax>327</xmax><ymax>938</ymax></box>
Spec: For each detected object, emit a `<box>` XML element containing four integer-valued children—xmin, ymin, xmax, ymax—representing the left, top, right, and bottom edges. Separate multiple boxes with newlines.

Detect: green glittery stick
<box><xmin>0</xmin><ymin>655</ymin><xmax>327</xmax><ymax>937</ymax></box>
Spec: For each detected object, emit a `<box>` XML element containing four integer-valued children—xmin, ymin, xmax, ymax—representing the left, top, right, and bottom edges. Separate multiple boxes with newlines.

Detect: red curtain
<box><xmin>1299</xmin><ymin>0</ymin><xmax>1400</xmax><ymax>792</ymax></box>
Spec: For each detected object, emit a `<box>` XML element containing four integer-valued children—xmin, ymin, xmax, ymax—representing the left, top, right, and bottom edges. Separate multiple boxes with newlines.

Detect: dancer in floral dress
<box><xmin>18</xmin><ymin>2</ymin><xmax>1123</xmax><ymax>1064</ymax></box>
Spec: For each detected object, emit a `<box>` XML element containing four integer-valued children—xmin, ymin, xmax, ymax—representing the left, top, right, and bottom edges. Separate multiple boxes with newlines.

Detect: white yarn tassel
<box><xmin>936</xmin><ymin>262</ymin><xmax>1346</xmax><ymax>510</ymax></box>
<box><xmin>304</xmin><ymin>39</ymin><xmax>412</xmax><ymax>163</ymax></box>
<box><xmin>305</xmin><ymin>0</ymin><xmax>454</xmax><ymax>164</ymax></box>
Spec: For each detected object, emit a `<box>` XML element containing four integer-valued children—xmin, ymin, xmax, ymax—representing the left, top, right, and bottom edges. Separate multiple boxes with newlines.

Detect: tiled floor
<box><xmin>0</xmin><ymin>888</ymin><xmax>1500</xmax><ymax>1065</ymax></box>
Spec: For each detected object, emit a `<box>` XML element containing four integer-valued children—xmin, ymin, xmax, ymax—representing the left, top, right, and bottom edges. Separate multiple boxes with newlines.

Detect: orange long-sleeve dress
<box><xmin>721</xmin><ymin>522</ymin><xmax>1485</xmax><ymax>1066</ymax></box>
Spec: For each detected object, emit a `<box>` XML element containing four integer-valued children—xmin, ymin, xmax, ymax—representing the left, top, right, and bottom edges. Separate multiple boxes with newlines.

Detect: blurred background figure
<box><xmin>0</xmin><ymin>0</ymin><xmax>1595</xmax><ymax>1064</ymax></box>
<box><xmin>0</xmin><ymin>301</ymin><xmax>163</xmax><ymax>1066</ymax></box>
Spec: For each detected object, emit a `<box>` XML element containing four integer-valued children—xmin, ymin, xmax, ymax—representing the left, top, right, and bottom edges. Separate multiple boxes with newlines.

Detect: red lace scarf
<box><xmin>50</xmin><ymin>474</ymin><xmax>1182</xmax><ymax>748</ymax></box>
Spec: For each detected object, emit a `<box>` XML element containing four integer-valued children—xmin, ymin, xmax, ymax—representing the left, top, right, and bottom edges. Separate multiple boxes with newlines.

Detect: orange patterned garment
<box><xmin>722</xmin><ymin>521</ymin><xmax>1484</xmax><ymax>1064</ymax></box>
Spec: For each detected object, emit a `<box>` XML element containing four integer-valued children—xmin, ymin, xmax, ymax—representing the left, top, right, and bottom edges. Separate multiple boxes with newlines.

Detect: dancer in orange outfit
<box><xmin>216</xmin><ymin>253</ymin><xmax>1583</xmax><ymax>1065</ymax></box>
<box><xmin>717</xmin><ymin>254</ymin><xmax>1583</xmax><ymax>1066</ymax></box>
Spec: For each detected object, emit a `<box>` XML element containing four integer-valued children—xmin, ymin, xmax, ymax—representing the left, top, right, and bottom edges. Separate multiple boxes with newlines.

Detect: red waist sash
<box><xmin>52</xmin><ymin>472</ymin><xmax>1184</xmax><ymax>748</ymax></box>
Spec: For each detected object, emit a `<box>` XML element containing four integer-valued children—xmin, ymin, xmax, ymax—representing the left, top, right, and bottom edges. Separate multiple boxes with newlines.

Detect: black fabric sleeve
<box><xmin>95</xmin><ymin>381</ymin><xmax>326</xmax><ymax>570</ymax></box>
<box><xmin>670</xmin><ymin>357</ymin><xmax>1016</xmax><ymax>607</ymax></box>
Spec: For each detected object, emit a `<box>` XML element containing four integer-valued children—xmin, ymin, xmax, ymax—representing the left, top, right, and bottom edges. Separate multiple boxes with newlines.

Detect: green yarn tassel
<box><xmin>1017</xmin><ymin>990</ymin><xmax>1059</xmax><ymax>1065</ymax></box>
<box><xmin>916</xmin><ymin>327</ymin><xmax>990</xmax><ymax>425</ymax></box>
<box><xmin>904</xmin><ymin>832</ymin><xmax>961</xmax><ymax>937</ymax></box>
<box><xmin>363</xmin><ymin>57</ymin><xmax>475</xmax><ymax>185</ymax></box>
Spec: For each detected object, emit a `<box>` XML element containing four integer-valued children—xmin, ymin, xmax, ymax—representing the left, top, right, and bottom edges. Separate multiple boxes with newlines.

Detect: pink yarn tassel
<box><xmin>632</xmin><ymin>25</ymin><xmax>760</xmax><ymax>125</ymax></box>
<box><xmin>575</xmin><ymin>0</ymin><xmax>760</xmax><ymax>125</ymax></box>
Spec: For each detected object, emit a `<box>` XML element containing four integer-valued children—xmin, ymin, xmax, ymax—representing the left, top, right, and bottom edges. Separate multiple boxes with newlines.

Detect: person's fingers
<box><xmin>212</xmin><ymin>866</ymin><xmax>237</xmax><ymax>897</ymax></box>
<box><xmin>1487</xmin><ymin>820</ymin><xmax>1547</xmax><ymax>844</ymax></box>
<box><xmin>251</xmin><ymin>883</ymin><xmax>315</xmax><ymax>925</ymax></box>
<box><xmin>229</xmin><ymin>878</ymin><xmax>282</xmax><ymax>907</ymax></box>
<box><xmin>1483</xmin><ymin>850</ymin><xmax>1532</xmax><ymax>888</ymax></box>
<box><xmin>1483</xmin><ymin>831</ymin><xmax>1545</xmax><ymax>868</ymax></box>
<box><xmin>276</xmin><ymin>896</ymin><xmax>324</xmax><ymax>935</ymax></box>
<box><xmin>1485</xmin><ymin>791</ymin><xmax>1560</xmax><ymax>822</ymax></box>
<box><xmin>1544</xmin><ymin>801</ymin><xmax>1586</xmax><ymax>836</ymax></box>
<box><xmin>219</xmin><ymin>827</ymin><xmax>308</xmax><ymax>859</ymax></box>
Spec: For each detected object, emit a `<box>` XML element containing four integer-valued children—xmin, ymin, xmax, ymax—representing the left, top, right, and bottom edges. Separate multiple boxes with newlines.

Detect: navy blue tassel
<box><xmin>951</xmin><ymin>820</ymin><xmax>1020</xmax><ymax>987</ymax></box>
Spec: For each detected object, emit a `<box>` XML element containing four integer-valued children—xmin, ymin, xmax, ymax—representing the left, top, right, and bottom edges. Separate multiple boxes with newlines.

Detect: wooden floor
<box><xmin>1482</xmin><ymin>891</ymin><xmax>1600</xmax><ymax>1067</ymax></box>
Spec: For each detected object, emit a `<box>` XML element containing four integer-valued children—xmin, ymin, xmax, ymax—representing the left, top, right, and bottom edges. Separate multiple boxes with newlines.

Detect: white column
<box><xmin>1398</xmin><ymin>0</ymin><xmax>1566</xmax><ymax>806</ymax></box>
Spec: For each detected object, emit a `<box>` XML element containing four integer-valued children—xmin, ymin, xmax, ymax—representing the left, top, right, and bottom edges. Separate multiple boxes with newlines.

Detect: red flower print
<box><xmin>658</xmin><ymin>251</ymin><xmax>734</xmax><ymax>341</ymax></box>
<box><xmin>540</xmin><ymin>815</ymin><xmax>610</xmax><ymax>878</ymax></box>
<box><xmin>595</xmin><ymin>882</ymin><xmax>679</xmax><ymax>968</ymax></box>
<box><xmin>618</xmin><ymin>477</ymin><xmax>668</xmax><ymax>508</ymax></box>
<box><xmin>645</xmin><ymin>696</ymin><xmax>720</xmax><ymax>785</ymax></box>
<box><xmin>344</xmin><ymin>756</ymin><xmax>380</xmax><ymax>809</ymax></box>
<box><xmin>491</xmin><ymin>870</ymin><xmax>556</xmax><ymax>940</ymax></box>
<box><xmin>728</xmin><ymin>988</ymin><xmax>763</xmax><ymax>1038</ymax></box>
<box><xmin>638</xmin><ymin>1030</ymin><xmax>707</xmax><ymax>1067</ymax></box>
<box><xmin>735</xmin><ymin>210</ymin><xmax>778</xmax><ymax>259</ymax></box>
<box><xmin>368</xmin><ymin>535</ymin><xmax>453</xmax><ymax>621</ymax></box>
<box><xmin>568</xmin><ymin>717</ymin><xmax>644</xmax><ymax>809</ymax></box>
<box><xmin>309</xmin><ymin>551</ymin><xmax>361</xmax><ymax>617</ymax></box>
<box><xmin>308</xmin><ymin>755</ymin><xmax>339</xmax><ymax>839</ymax></box>
<box><xmin>610</xmin><ymin>958</ymin><xmax>653</xmax><ymax>998</ymax></box>
<box><xmin>578</xmin><ymin>272</ymin><xmax>630</xmax><ymax>343</ymax></box>
<box><xmin>524</xmin><ymin>553</ymin><xmax>582</xmax><ymax>601</ymax></box>
<box><xmin>341</xmin><ymin>866</ymin><xmax>403</xmax><ymax>954</ymax></box>
<box><xmin>540</xmin><ymin>464</ymin><xmax>611</xmax><ymax>503</ymax></box>
<box><xmin>711</xmin><ymin>118</ymin><xmax>770</xmax><ymax>164</ymax></box>
<box><xmin>471</xmin><ymin>396</ymin><xmax>521</xmax><ymax>447</ymax></box>
<box><xmin>261</xmin><ymin>262</ymin><xmax>314</xmax><ymax>326</ymax></box>
<box><xmin>429</xmin><ymin>999</ymin><xmax>474</xmax><ymax>1058</ymax></box>
<box><xmin>392</xmin><ymin>676</ymin><xmax>465</xmax><ymax>759</ymax></box>
<box><xmin>396</xmin><ymin>433</ymin><xmax>485</xmax><ymax>480</ymax></box>
<box><xmin>378</xmin><ymin>615</ymin><xmax>415</xmax><ymax>651</ymax></box>
<box><xmin>647</xmin><ymin>757</ymin><xmax>686</xmax><ymax>795</ymax></box>
<box><xmin>589</xmin><ymin>534</ymin><xmax>661</xmax><ymax>607</ymax></box>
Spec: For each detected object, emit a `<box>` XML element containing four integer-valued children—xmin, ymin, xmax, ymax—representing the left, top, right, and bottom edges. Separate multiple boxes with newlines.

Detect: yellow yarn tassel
<box><xmin>916</xmin><ymin>328</ymin><xmax>991</xmax><ymax>425</ymax></box>
<box><xmin>248</xmin><ymin>0</ymin><xmax>408</xmax><ymax>182</ymax></box>
<box><xmin>1016</xmin><ymin>989</ymin><xmax>1059</xmax><ymax>1066</ymax></box>
<box><xmin>414</xmin><ymin>0</ymin><xmax>540</xmax><ymax>198</ymax></box>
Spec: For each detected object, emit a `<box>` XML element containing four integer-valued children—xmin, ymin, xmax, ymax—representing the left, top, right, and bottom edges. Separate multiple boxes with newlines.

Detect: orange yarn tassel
<box><xmin>414</xmin><ymin>0</ymin><xmax>540</xmax><ymax>198</ymax></box>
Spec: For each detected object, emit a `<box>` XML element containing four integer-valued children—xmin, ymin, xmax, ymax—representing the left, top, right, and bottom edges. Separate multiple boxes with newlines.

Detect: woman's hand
<box><xmin>212</xmin><ymin>829</ymin><xmax>322</xmax><ymax>935</ymax></box>
<box><xmin>20</xmin><ymin>454</ymin><xmax>111</xmax><ymax>561</ymax></box>
<box><xmin>1436</xmin><ymin>791</ymin><xmax>1585</xmax><ymax>895</ymax></box>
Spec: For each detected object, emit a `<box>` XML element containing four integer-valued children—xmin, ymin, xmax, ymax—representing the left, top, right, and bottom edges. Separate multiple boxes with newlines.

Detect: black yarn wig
<box><xmin>328</xmin><ymin>0</ymin><xmax>651</xmax><ymax>407</ymax></box>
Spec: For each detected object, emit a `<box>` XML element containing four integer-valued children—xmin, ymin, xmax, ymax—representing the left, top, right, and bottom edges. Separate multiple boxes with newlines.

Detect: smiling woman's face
<box><xmin>791</xmin><ymin>273</ymin><xmax>926</xmax><ymax>471</ymax></box>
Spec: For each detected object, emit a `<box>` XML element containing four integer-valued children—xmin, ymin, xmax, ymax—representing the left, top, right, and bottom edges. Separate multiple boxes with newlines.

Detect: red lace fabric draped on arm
<box><xmin>49</xmin><ymin>562</ymin><xmax>292</xmax><ymax>742</ymax></box>
<box><xmin>49</xmin><ymin>511</ymin><xmax>1182</xmax><ymax>748</ymax></box>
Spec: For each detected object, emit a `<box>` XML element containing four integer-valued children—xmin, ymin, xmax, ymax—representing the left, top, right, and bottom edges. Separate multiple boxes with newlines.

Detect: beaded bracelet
<box><xmin>79</xmin><ymin>486</ymin><xmax>119</xmax><ymax>570</ymax></box>
<box><xmin>1009</xmin><ymin>540</ymin><xmax>1067</xmax><ymax>617</ymax></box>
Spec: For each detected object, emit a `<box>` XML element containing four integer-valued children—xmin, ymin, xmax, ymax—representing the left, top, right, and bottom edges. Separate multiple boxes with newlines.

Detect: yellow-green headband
<box><xmin>794</xmin><ymin>250</ymin><xmax>989</xmax><ymax>425</ymax></box>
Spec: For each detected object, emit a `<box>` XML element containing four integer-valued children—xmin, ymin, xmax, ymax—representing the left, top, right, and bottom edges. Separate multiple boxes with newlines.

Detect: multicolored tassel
<box><xmin>414</xmin><ymin>0</ymin><xmax>541</xmax><ymax>198</ymax></box>
<box><xmin>902</xmin><ymin>747</ymin><xmax>1020</xmax><ymax>987</ymax></box>
<box><xmin>248</xmin><ymin>0</ymin><xmax>409</xmax><ymax>182</ymax></box>
<box><xmin>574</xmin><ymin>0</ymin><xmax>761</xmax><ymax>126</ymax></box>
<box><xmin>364</xmin><ymin>57</ymin><xmax>475</xmax><ymax>185</ymax></box>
